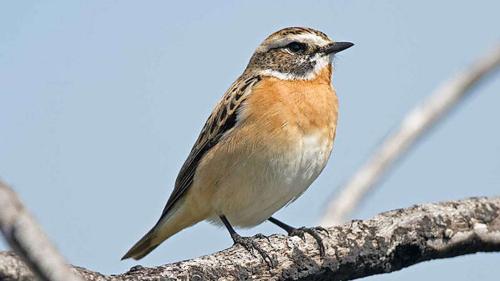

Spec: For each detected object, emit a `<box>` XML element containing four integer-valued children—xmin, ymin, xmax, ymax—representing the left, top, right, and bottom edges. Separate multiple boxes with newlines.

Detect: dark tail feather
<box><xmin>121</xmin><ymin>228</ymin><xmax>161</xmax><ymax>260</ymax></box>
<box><xmin>122</xmin><ymin>202</ymin><xmax>196</xmax><ymax>260</ymax></box>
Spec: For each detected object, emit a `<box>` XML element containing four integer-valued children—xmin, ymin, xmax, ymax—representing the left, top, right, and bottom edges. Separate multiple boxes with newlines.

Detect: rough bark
<box><xmin>1</xmin><ymin>197</ymin><xmax>499</xmax><ymax>281</ymax></box>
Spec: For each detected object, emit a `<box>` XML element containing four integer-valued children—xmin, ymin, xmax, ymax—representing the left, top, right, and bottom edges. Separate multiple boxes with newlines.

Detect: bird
<box><xmin>122</xmin><ymin>27</ymin><xmax>353</xmax><ymax>264</ymax></box>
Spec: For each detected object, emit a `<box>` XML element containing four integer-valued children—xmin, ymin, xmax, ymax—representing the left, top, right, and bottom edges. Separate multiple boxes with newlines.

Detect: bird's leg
<box><xmin>220</xmin><ymin>215</ymin><xmax>275</xmax><ymax>267</ymax></box>
<box><xmin>268</xmin><ymin>217</ymin><xmax>328</xmax><ymax>257</ymax></box>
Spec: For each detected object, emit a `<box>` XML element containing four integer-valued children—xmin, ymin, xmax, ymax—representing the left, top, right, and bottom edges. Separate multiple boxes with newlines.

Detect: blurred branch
<box><xmin>320</xmin><ymin>44</ymin><xmax>500</xmax><ymax>226</ymax></box>
<box><xmin>2</xmin><ymin>197</ymin><xmax>500</xmax><ymax>281</ymax></box>
<box><xmin>0</xmin><ymin>180</ymin><xmax>83</xmax><ymax>281</ymax></box>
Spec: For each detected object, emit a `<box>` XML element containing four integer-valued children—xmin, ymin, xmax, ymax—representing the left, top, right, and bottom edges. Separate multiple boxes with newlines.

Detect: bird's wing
<box><xmin>158</xmin><ymin>75</ymin><xmax>262</xmax><ymax>221</ymax></box>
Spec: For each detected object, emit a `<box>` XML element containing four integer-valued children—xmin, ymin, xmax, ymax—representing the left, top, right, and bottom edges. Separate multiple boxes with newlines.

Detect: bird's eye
<box><xmin>285</xmin><ymin>42</ymin><xmax>307</xmax><ymax>53</ymax></box>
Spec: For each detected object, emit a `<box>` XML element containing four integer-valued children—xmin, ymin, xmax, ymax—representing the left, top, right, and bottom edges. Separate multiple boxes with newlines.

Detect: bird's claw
<box><xmin>254</xmin><ymin>233</ymin><xmax>272</xmax><ymax>244</ymax></box>
<box><xmin>288</xmin><ymin>227</ymin><xmax>327</xmax><ymax>257</ymax></box>
<box><xmin>315</xmin><ymin>226</ymin><xmax>330</xmax><ymax>236</ymax></box>
<box><xmin>232</xmin><ymin>234</ymin><xmax>276</xmax><ymax>267</ymax></box>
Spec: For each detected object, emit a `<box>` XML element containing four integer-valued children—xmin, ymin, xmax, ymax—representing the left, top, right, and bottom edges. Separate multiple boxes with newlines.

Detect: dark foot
<box><xmin>288</xmin><ymin>226</ymin><xmax>328</xmax><ymax>257</ymax></box>
<box><xmin>254</xmin><ymin>233</ymin><xmax>272</xmax><ymax>244</ymax></box>
<box><xmin>231</xmin><ymin>233</ymin><xmax>275</xmax><ymax>267</ymax></box>
<box><xmin>268</xmin><ymin>217</ymin><xmax>329</xmax><ymax>257</ymax></box>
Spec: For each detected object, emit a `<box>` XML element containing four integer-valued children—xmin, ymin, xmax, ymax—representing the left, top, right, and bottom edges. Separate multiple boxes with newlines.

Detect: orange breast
<box><xmin>241</xmin><ymin>65</ymin><xmax>338</xmax><ymax>148</ymax></box>
<box><xmin>188</xmin><ymin>66</ymin><xmax>339</xmax><ymax>218</ymax></box>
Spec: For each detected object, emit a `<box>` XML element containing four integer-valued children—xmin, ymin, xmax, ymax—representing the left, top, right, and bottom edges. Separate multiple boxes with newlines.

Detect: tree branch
<box><xmin>320</xmin><ymin>44</ymin><xmax>500</xmax><ymax>225</ymax></box>
<box><xmin>2</xmin><ymin>196</ymin><xmax>499</xmax><ymax>281</ymax></box>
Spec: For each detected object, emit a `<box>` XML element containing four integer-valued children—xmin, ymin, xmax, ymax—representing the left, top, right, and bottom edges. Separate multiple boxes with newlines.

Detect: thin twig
<box><xmin>0</xmin><ymin>180</ymin><xmax>83</xmax><ymax>281</ymax></box>
<box><xmin>320</xmin><ymin>44</ymin><xmax>500</xmax><ymax>226</ymax></box>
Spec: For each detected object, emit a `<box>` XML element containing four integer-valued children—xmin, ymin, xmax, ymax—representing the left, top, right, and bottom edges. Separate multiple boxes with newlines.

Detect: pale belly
<box><xmin>207</xmin><ymin>132</ymin><xmax>333</xmax><ymax>227</ymax></box>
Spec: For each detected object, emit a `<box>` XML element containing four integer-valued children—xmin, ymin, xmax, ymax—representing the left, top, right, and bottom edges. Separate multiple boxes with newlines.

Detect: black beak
<box><xmin>322</xmin><ymin>42</ymin><xmax>354</xmax><ymax>54</ymax></box>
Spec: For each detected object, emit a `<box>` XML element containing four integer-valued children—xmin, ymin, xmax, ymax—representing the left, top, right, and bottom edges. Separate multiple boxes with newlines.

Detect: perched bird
<box><xmin>122</xmin><ymin>27</ymin><xmax>353</xmax><ymax>263</ymax></box>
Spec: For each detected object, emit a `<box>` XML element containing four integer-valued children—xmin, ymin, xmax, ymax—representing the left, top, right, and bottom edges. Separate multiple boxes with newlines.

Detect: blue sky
<box><xmin>1</xmin><ymin>1</ymin><xmax>499</xmax><ymax>279</ymax></box>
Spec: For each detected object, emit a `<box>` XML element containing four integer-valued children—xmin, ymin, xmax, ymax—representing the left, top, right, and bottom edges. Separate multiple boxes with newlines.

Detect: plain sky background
<box><xmin>1</xmin><ymin>1</ymin><xmax>499</xmax><ymax>280</ymax></box>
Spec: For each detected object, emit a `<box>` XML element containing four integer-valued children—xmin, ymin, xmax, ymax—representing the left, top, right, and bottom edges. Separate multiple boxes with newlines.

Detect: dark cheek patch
<box><xmin>249</xmin><ymin>50</ymin><xmax>316</xmax><ymax>78</ymax></box>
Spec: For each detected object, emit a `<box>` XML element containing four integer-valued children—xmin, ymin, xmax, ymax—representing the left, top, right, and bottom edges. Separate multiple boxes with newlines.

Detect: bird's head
<box><xmin>245</xmin><ymin>27</ymin><xmax>353</xmax><ymax>80</ymax></box>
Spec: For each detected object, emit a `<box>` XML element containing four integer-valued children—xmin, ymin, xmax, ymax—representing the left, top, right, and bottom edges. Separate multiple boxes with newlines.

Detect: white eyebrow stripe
<box><xmin>257</xmin><ymin>33</ymin><xmax>331</xmax><ymax>52</ymax></box>
<box><xmin>288</xmin><ymin>33</ymin><xmax>330</xmax><ymax>47</ymax></box>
